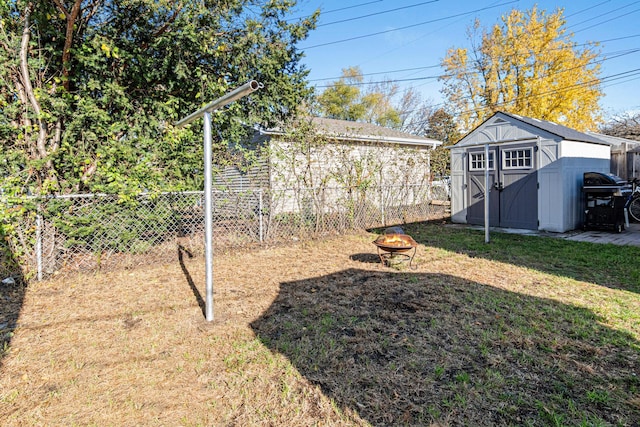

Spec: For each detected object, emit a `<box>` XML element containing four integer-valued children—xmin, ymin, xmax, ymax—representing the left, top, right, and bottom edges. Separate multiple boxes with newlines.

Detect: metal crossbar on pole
<box><xmin>176</xmin><ymin>80</ymin><xmax>262</xmax><ymax>322</ymax></box>
<box><xmin>176</xmin><ymin>80</ymin><xmax>262</xmax><ymax>127</ymax></box>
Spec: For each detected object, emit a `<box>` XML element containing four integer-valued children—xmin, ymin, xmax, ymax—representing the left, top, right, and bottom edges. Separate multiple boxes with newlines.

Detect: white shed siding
<box><xmin>559</xmin><ymin>142</ymin><xmax>609</xmax><ymax>231</ymax></box>
<box><xmin>540</xmin><ymin>152</ymin><xmax>610</xmax><ymax>232</ymax></box>
<box><xmin>268</xmin><ymin>138</ymin><xmax>432</xmax><ymax>215</ymax></box>
<box><xmin>560</xmin><ymin>140</ymin><xmax>611</xmax><ymax>159</ymax></box>
<box><xmin>537</xmin><ymin>137</ymin><xmax>563</xmax><ymax>231</ymax></box>
<box><xmin>450</xmin><ymin>147</ymin><xmax>467</xmax><ymax>224</ymax></box>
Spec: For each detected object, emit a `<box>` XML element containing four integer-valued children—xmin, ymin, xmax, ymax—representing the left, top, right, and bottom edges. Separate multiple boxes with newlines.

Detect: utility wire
<box><xmin>305</xmin><ymin>2</ymin><xmax>637</xmax><ymax>80</ymax></box>
<box><xmin>317</xmin><ymin>1</ymin><xmax>439</xmax><ymax>27</ymax></box>
<box><xmin>310</xmin><ymin>47</ymin><xmax>640</xmax><ymax>89</ymax></box>
<box><xmin>406</xmin><ymin>67</ymin><xmax>640</xmax><ymax>126</ymax></box>
<box><xmin>304</xmin><ymin>0</ymin><xmax>628</xmax><ymax>50</ymax></box>
<box><xmin>565</xmin><ymin>0</ymin><xmax>612</xmax><ymax>18</ymax></box>
<box><xmin>301</xmin><ymin>0</ymin><xmax>519</xmax><ymax>49</ymax></box>
<box><xmin>309</xmin><ymin>64</ymin><xmax>441</xmax><ymax>82</ymax></box>
<box><xmin>463</xmin><ymin>68</ymin><xmax>640</xmax><ymax>119</ymax></box>
<box><xmin>301</xmin><ymin>0</ymin><xmax>635</xmax><ymax>88</ymax></box>
<box><xmin>573</xmin><ymin>6</ymin><xmax>640</xmax><ymax>33</ymax></box>
<box><xmin>308</xmin><ymin>33</ymin><xmax>640</xmax><ymax>83</ymax></box>
<box><xmin>286</xmin><ymin>0</ymin><xmax>384</xmax><ymax>22</ymax></box>
<box><xmin>570</xmin><ymin>0</ymin><xmax>640</xmax><ymax>28</ymax></box>
<box><xmin>300</xmin><ymin>1</ymin><xmax>639</xmax><ymax>119</ymax></box>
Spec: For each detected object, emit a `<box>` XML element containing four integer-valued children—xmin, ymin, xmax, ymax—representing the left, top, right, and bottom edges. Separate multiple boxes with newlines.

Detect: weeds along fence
<box><xmin>1</xmin><ymin>184</ymin><xmax>449</xmax><ymax>281</ymax></box>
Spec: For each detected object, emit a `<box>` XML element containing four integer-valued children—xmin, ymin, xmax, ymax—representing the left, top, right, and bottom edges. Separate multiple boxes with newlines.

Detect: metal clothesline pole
<box><xmin>176</xmin><ymin>80</ymin><xmax>262</xmax><ymax>322</ymax></box>
<box><xmin>484</xmin><ymin>143</ymin><xmax>490</xmax><ymax>244</ymax></box>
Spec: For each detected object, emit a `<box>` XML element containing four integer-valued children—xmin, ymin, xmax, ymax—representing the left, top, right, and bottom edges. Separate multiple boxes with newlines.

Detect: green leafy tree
<box><xmin>0</xmin><ymin>0</ymin><xmax>318</xmax><ymax>196</ymax></box>
<box><xmin>316</xmin><ymin>66</ymin><xmax>401</xmax><ymax>128</ymax></box>
<box><xmin>441</xmin><ymin>7</ymin><xmax>603</xmax><ymax>132</ymax></box>
<box><xmin>425</xmin><ymin>109</ymin><xmax>461</xmax><ymax>177</ymax></box>
<box><xmin>316</xmin><ymin>67</ymin><xmax>367</xmax><ymax>122</ymax></box>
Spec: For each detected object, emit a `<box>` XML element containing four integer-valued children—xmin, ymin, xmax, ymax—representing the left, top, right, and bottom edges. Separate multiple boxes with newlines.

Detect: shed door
<box><xmin>467</xmin><ymin>144</ymin><xmax>538</xmax><ymax>230</ymax></box>
<box><xmin>467</xmin><ymin>149</ymin><xmax>499</xmax><ymax>226</ymax></box>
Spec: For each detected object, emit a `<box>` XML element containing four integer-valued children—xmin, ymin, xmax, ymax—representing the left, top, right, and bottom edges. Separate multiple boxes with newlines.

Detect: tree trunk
<box><xmin>19</xmin><ymin>3</ymin><xmax>56</xmax><ymax>188</ymax></box>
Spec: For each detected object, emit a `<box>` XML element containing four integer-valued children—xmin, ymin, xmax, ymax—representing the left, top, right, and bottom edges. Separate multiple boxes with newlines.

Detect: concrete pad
<box><xmin>450</xmin><ymin>222</ymin><xmax>640</xmax><ymax>247</ymax></box>
<box><xmin>562</xmin><ymin>222</ymin><xmax>640</xmax><ymax>247</ymax></box>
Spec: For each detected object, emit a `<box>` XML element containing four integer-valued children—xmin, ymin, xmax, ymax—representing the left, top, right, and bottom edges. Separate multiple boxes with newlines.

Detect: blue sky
<box><xmin>288</xmin><ymin>0</ymin><xmax>640</xmax><ymax>119</ymax></box>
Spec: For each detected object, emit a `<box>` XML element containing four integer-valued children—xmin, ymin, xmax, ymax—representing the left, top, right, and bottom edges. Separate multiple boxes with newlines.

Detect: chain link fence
<box><xmin>1</xmin><ymin>183</ymin><xmax>450</xmax><ymax>281</ymax></box>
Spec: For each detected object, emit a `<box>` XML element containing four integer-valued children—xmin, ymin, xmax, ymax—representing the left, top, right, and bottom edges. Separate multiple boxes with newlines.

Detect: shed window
<box><xmin>469</xmin><ymin>152</ymin><xmax>494</xmax><ymax>171</ymax></box>
<box><xmin>503</xmin><ymin>148</ymin><xmax>533</xmax><ymax>169</ymax></box>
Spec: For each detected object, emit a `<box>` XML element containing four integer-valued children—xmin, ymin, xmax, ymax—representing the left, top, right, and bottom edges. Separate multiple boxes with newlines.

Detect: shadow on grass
<box><xmin>252</xmin><ymin>268</ymin><xmax>639</xmax><ymax>426</ymax></box>
<box><xmin>388</xmin><ymin>221</ymin><xmax>640</xmax><ymax>294</ymax></box>
<box><xmin>349</xmin><ymin>253</ymin><xmax>380</xmax><ymax>264</ymax></box>
<box><xmin>0</xmin><ymin>234</ymin><xmax>26</xmax><ymax>370</ymax></box>
<box><xmin>177</xmin><ymin>244</ymin><xmax>205</xmax><ymax>318</ymax></box>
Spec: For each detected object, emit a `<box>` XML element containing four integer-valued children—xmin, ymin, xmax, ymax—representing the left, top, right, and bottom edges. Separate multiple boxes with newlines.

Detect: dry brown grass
<box><xmin>1</xmin><ymin>224</ymin><xmax>639</xmax><ymax>426</ymax></box>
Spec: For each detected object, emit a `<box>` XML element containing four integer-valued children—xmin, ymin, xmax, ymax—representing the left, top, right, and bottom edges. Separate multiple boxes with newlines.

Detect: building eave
<box><xmin>259</xmin><ymin>128</ymin><xmax>441</xmax><ymax>148</ymax></box>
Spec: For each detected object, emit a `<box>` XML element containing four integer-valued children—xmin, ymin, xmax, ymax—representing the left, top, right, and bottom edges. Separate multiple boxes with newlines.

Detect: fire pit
<box><xmin>373</xmin><ymin>232</ymin><xmax>418</xmax><ymax>269</ymax></box>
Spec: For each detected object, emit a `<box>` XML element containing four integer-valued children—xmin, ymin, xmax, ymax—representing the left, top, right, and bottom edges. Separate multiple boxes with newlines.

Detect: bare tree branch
<box><xmin>19</xmin><ymin>3</ymin><xmax>48</xmax><ymax>160</ymax></box>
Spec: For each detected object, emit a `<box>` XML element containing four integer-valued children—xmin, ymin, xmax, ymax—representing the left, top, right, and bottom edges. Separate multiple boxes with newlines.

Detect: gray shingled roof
<box><xmin>311</xmin><ymin>117</ymin><xmax>437</xmax><ymax>142</ymax></box>
<box><xmin>586</xmin><ymin>131</ymin><xmax>640</xmax><ymax>147</ymax></box>
<box><xmin>500</xmin><ymin>112</ymin><xmax>609</xmax><ymax>145</ymax></box>
<box><xmin>262</xmin><ymin>116</ymin><xmax>441</xmax><ymax>147</ymax></box>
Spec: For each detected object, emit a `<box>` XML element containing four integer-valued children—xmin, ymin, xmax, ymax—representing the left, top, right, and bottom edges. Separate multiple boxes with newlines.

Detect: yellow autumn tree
<box><xmin>441</xmin><ymin>7</ymin><xmax>603</xmax><ymax>132</ymax></box>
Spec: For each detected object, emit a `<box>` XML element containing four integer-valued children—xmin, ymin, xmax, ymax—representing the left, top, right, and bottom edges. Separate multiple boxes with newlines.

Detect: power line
<box><xmin>573</xmin><ymin>6</ymin><xmax>640</xmax><ymax>33</ymax></box>
<box><xmin>309</xmin><ymin>64</ymin><xmax>441</xmax><ymax>82</ymax></box>
<box><xmin>334</xmin><ymin>0</ymin><xmax>508</xmax><ymax>77</ymax></box>
<box><xmin>316</xmin><ymin>48</ymin><xmax>640</xmax><ymax>89</ymax></box>
<box><xmin>419</xmin><ymin>67</ymin><xmax>640</xmax><ymax>123</ymax></box>
<box><xmin>402</xmin><ymin>68</ymin><xmax>640</xmax><ymax>130</ymax></box>
<box><xmin>300</xmin><ymin>2</ymin><xmax>639</xmax><ymax>117</ymax></box>
<box><xmin>310</xmin><ymin>46</ymin><xmax>640</xmax><ymax>89</ymax></box>
<box><xmin>565</xmin><ymin>0</ymin><xmax>612</xmax><ymax>19</ymax></box>
<box><xmin>358</xmin><ymin>7</ymin><xmax>640</xmax><ymax>87</ymax></box>
<box><xmin>320</xmin><ymin>0</ymin><xmax>385</xmax><ymax>15</ymax></box>
<box><xmin>570</xmin><ymin>0</ymin><xmax>640</xmax><ymax>28</ymax></box>
<box><xmin>301</xmin><ymin>0</ymin><xmax>519</xmax><ymax>49</ymax></box>
<box><xmin>308</xmin><ymin>33</ymin><xmax>640</xmax><ymax>83</ymax></box>
<box><xmin>286</xmin><ymin>0</ymin><xmax>384</xmax><ymax>22</ymax></box>
<box><xmin>317</xmin><ymin>1</ymin><xmax>439</xmax><ymax>28</ymax></box>
<box><xmin>305</xmin><ymin>2</ymin><xmax>637</xmax><ymax>79</ymax></box>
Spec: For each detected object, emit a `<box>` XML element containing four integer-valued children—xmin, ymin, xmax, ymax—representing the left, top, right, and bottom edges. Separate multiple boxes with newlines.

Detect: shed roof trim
<box><xmin>586</xmin><ymin>131</ymin><xmax>640</xmax><ymax>147</ymax></box>
<box><xmin>454</xmin><ymin>111</ymin><xmax>611</xmax><ymax>147</ymax></box>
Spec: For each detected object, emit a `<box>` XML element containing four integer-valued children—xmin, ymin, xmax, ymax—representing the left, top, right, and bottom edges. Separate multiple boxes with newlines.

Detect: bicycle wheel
<box><xmin>629</xmin><ymin>196</ymin><xmax>640</xmax><ymax>222</ymax></box>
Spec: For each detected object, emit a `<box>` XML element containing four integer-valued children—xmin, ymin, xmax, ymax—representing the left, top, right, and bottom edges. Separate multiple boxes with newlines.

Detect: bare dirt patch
<box><xmin>1</xmin><ymin>225</ymin><xmax>639</xmax><ymax>426</ymax></box>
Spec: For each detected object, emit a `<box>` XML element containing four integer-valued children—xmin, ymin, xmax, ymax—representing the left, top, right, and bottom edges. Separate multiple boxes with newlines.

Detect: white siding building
<box><xmin>217</xmin><ymin>117</ymin><xmax>441</xmax><ymax>216</ymax></box>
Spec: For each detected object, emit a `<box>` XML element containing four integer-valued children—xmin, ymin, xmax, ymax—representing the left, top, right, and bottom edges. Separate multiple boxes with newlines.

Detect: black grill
<box><xmin>582</xmin><ymin>172</ymin><xmax>632</xmax><ymax>233</ymax></box>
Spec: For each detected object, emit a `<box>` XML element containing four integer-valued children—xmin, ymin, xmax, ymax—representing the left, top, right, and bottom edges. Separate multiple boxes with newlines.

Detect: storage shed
<box><xmin>450</xmin><ymin>112</ymin><xmax>611</xmax><ymax>232</ymax></box>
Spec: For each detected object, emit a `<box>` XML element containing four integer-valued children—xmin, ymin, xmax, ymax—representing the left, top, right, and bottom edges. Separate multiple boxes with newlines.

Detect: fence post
<box><xmin>380</xmin><ymin>186</ymin><xmax>385</xmax><ymax>226</ymax></box>
<box><xmin>258</xmin><ymin>189</ymin><xmax>264</xmax><ymax>243</ymax></box>
<box><xmin>36</xmin><ymin>206</ymin><xmax>43</xmax><ymax>281</ymax></box>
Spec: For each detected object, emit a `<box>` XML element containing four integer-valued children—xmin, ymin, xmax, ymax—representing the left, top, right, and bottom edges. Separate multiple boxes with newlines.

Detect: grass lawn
<box><xmin>1</xmin><ymin>221</ymin><xmax>639</xmax><ymax>426</ymax></box>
